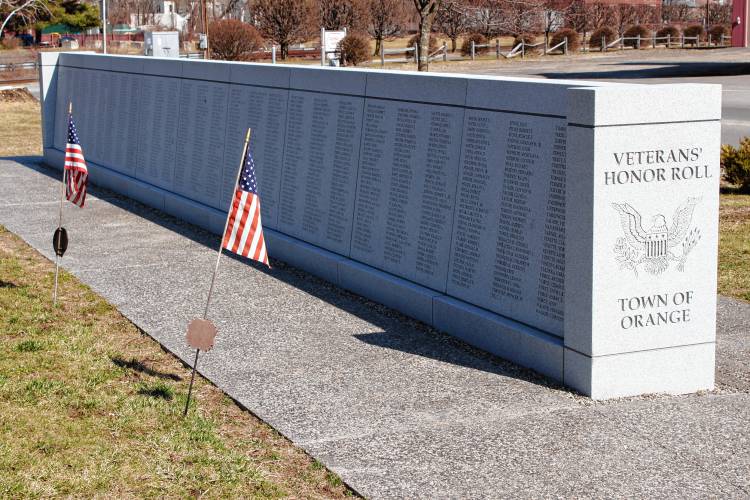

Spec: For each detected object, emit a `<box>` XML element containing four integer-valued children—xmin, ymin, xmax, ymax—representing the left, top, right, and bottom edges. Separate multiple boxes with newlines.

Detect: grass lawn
<box><xmin>0</xmin><ymin>226</ymin><xmax>351</xmax><ymax>497</ymax></box>
<box><xmin>719</xmin><ymin>190</ymin><xmax>750</xmax><ymax>301</ymax></box>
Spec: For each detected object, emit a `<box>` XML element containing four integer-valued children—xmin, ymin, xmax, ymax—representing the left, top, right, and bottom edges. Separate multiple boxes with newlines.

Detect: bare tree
<box><xmin>0</xmin><ymin>0</ymin><xmax>49</xmax><ymax>37</ymax></box>
<box><xmin>540</xmin><ymin>0</ymin><xmax>568</xmax><ymax>45</ymax></box>
<box><xmin>661</xmin><ymin>0</ymin><xmax>694</xmax><ymax>25</ymax></box>
<box><xmin>317</xmin><ymin>0</ymin><xmax>367</xmax><ymax>30</ymax></box>
<box><xmin>566</xmin><ymin>0</ymin><xmax>591</xmax><ymax>40</ymax></box>
<box><xmin>707</xmin><ymin>2</ymin><xmax>731</xmax><ymax>26</ymax></box>
<box><xmin>632</xmin><ymin>4</ymin><xmax>658</xmax><ymax>27</ymax></box>
<box><xmin>465</xmin><ymin>0</ymin><xmax>504</xmax><ymax>39</ymax></box>
<box><xmin>434</xmin><ymin>0</ymin><xmax>468</xmax><ymax>52</ymax></box>
<box><xmin>502</xmin><ymin>0</ymin><xmax>539</xmax><ymax>37</ymax></box>
<box><xmin>252</xmin><ymin>0</ymin><xmax>314</xmax><ymax>59</ymax></box>
<box><xmin>412</xmin><ymin>0</ymin><xmax>442</xmax><ymax>71</ymax></box>
<box><xmin>585</xmin><ymin>1</ymin><xmax>616</xmax><ymax>30</ymax></box>
<box><xmin>613</xmin><ymin>3</ymin><xmax>638</xmax><ymax>35</ymax></box>
<box><xmin>367</xmin><ymin>0</ymin><xmax>406</xmax><ymax>55</ymax></box>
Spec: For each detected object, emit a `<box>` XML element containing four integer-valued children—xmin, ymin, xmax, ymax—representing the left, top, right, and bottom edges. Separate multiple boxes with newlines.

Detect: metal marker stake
<box><xmin>183</xmin><ymin>128</ymin><xmax>252</xmax><ymax>417</ymax></box>
<box><xmin>53</xmin><ymin>102</ymin><xmax>72</xmax><ymax>306</ymax></box>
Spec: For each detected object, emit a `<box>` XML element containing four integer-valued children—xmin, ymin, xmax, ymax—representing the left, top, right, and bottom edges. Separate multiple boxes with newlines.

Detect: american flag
<box><xmin>221</xmin><ymin>142</ymin><xmax>269</xmax><ymax>266</ymax></box>
<box><xmin>64</xmin><ymin>112</ymin><xmax>88</xmax><ymax>208</ymax></box>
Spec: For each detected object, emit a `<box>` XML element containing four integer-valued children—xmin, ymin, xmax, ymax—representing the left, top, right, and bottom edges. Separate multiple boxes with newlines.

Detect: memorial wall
<box><xmin>39</xmin><ymin>53</ymin><xmax>722</xmax><ymax>398</ymax></box>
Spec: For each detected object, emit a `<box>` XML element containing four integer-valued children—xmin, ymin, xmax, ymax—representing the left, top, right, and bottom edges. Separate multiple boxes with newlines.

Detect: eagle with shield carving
<box><xmin>611</xmin><ymin>197</ymin><xmax>701</xmax><ymax>276</ymax></box>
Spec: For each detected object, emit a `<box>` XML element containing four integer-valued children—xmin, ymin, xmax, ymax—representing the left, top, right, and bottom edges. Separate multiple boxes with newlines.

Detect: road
<box><xmin>435</xmin><ymin>47</ymin><xmax>750</xmax><ymax>146</ymax></box>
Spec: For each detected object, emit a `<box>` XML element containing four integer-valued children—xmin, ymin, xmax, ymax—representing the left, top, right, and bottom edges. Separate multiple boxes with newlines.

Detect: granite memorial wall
<box><xmin>38</xmin><ymin>52</ymin><xmax>722</xmax><ymax>398</ymax></box>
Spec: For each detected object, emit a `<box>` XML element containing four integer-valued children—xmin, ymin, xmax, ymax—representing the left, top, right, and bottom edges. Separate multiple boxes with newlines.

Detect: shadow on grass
<box><xmin>0</xmin><ymin>280</ymin><xmax>19</xmax><ymax>288</ymax></box>
<box><xmin>111</xmin><ymin>355</ymin><xmax>182</xmax><ymax>381</ymax></box>
<box><xmin>720</xmin><ymin>185</ymin><xmax>750</xmax><ymax>195</ymax></box>
<box><xmin>137</xmin><ymin>384</ymin><xmax>174</xmax><ymax>400</ymax></box>
<box><xmin>11</xmin><ymin>157</ymin><xmax>568</xmax><ymax>394</ymax></box>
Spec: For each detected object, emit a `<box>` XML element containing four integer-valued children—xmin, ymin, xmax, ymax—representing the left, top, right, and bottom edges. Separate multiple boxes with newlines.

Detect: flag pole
<box><xmin>53</xmin><ymin>102</ymin><xmax>71</xmax><ymax>306</ymax></box>
<box><xmin>184</xmin><ymin>127</ymin><xmax>252</xmax><ymax>417</ymax></box>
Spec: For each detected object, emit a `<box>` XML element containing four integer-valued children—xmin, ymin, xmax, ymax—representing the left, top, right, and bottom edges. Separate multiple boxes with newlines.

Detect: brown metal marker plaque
<box><xmin>185</xmin><ymin>318</ymin><xmax>218</xmax><ymax>351</ymax></box>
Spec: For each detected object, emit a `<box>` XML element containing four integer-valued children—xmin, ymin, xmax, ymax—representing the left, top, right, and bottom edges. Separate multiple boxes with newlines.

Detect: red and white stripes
<box><xmin>64</xmin><ymin>142</ymin><xmax>88</xmax><ymax>207</ymax></box>
<box><xmin>222</xmin><ymin>189</ymin><xmax>269</xmax><ymax>266</ymax></box>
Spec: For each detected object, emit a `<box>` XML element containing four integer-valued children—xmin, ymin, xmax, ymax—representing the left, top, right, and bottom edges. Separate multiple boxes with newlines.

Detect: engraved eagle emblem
<box><xmin>611</xmin><ymin>197</ymin><xmax>701</xmax><ymax>276</ymax></box>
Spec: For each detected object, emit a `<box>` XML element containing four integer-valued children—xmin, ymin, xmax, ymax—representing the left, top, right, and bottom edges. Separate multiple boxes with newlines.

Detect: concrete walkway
<box><xmin>1</xmin><ymin>157</ymin><xmax>749</xmax><ymax>498</ymax></box>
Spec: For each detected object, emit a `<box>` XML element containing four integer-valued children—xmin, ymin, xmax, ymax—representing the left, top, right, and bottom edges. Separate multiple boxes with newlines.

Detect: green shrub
<box><xmin>339</xmin><ymin>33</ymin><xmax>370</xmax><ymax>66</ymax></box>
<box><xmin>683</xmin><ymin>24</ymin><xmax>704</xmax><ymax>45</ymax></box>
<box><xmin>461</xmin><ymin>33</ymin><xmax>488</xmax><ymax>56</ymax></box>
<box><xmin>551</xmin><ymin>28</ymin><xmax>579</xmax><ymax>53</ymax></box>
<box><xmin>656</xmin><ymin>25</ymin><xmax>680</xmax><ymax>41</ymax></box>
<box><xmin>721</xmin><ymin>138</ymin><xmax>750</xmax><ymax>191</ymax></box>
<box><xmin>589</xmin><ymin>26</ymin><xmax>617</xmax><ymax>50</ymax></box>
<box><xmin>624</xmin><ymin>25</ymin><xmax>651</xmax><ymax>48</ymax></box>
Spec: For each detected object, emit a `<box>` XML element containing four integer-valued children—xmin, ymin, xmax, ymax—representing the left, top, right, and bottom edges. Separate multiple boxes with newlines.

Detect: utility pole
<box><xmin>102</xmin><ymin>0</ymin><xmax>107</xmax><ymax>54</ymax></box>
<box><xmin>201</xmin><ymin>0</ymin><xmax>209</xmax><ymax>59</ymax></box>
<box><xmin>706</xmin><ymin>0</ymin><xmax>710</xmax><ymax>29</ymax></box>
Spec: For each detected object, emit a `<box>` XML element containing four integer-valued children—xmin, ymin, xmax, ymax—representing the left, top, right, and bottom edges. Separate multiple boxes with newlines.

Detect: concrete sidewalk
<box><xmin>1</xmin><ymin>157</ymin><xmax>748</xmax><ymax>498</ymax></box>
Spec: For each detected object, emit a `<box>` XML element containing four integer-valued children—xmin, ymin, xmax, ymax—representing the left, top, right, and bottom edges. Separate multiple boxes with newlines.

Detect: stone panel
<box><xmin>350</xmin><ymin>99</ymin><xmax>463</xmax><ymax>291</ymax></box>
<box><xmin>221</xmin><ymin>84</ymin><xmax>289</xmax><ymax>229</ymax></box>
<box><xmin>277</xmin><ymin>91</ymin><xmax>363</xmax><ymax>252</ymax></box>
<box><xmin>135</xmin><ymin>75</ymin><xmax>181</xmax><ymax>189</ymax></box>
<box><xmin>446</xmin><ymin>110</ymin><xmax>566</xmax><ymax>336</ymax></box>
<box><xmin>173</xmin><ymin>80</ymin><xmax>230</xmax><ymax>209</ymax></box>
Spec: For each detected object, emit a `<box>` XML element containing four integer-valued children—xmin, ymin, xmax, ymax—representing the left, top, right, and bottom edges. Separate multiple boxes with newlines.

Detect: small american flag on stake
<box><xmin>221</xmin><ymin>133</ymin><xmax>269</xmax><ymax>267</ymax></box>
<box><xmin>64</xmin><ymin>111</ymin><xmax>88</xmax><ymax>208</ymax></box>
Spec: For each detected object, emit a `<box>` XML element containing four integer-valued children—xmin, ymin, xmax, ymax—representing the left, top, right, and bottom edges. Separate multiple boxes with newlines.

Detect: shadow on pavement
<box><xmin>541</xmin><ymin>60</ymin><xmax>750</xmax><ymax>80</ymax></box>
<box><xmin>9</xmin><ymin>156</ymin><xmax>569</xmax><ymax>394</ymax></box>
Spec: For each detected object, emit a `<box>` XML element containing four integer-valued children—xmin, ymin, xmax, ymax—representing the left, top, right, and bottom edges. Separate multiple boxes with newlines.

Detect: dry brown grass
<box><xmin>0</xmin><ymin>98</ymin><xmax>42</xmax><ymax>157</ymax></box>
<box><xmin>0</xmin><ymin>226</ymin><xmax>353</xmax><ymax>497</ymax></box>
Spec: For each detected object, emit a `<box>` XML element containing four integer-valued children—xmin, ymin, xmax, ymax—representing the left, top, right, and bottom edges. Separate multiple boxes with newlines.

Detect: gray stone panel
<box><xmin>350</xmin><ymin>99</ymin><xmax>464</xmax><ymax>291</ymax></box>
<box><xmin>141</xmin><ymin>56</ymin><xmax>182</xmax><ymax>77</ymax></box>
<box><xmin>465</xmin><ymin>77</ymin><xmax>576</xmax><ymax>117</ymax></box>
<box><xmin>135</xmin><ymin>75</ymin><xmax>181</xmax><ymax>189</ymax></box>
<box><xmin>165</xmin><ymin>191</ymin><xmax>226</xmax><ymax>234</ymax></box>
<box><xmin>38</xmin><ymin>52</ymin><xmax>60</xmax><ymax>150</ymax></box>
<box><xmin>229</xmin><ymin>62</ymin><xmax>290</xmax><ymax>87</ymax></box>
<box><xmin>98</xmin><ymin>70</ymin><xmax>142</xmax><ymax>176</ymax></box>
<box><xmin>290</xmin><ymin>66</ymin><xmax>366</xmax><ymax>95</ymax></box>
<box><xmin>365</xmin><ymin>71</ymin><xmax>467</xmax><ymax>105</ymax></box>
<box><xmin>265</xmin><ymin>229</ymin><xmax>345</xmax><ymax>285</ymax></box>
<box><xmin>277</xmin><ymin>91</ymin><xmax>363</xmax><ymax>253</ymax></box>
<box><xmin>58</xmin><ymin>52</ymin><xmax>96</xmax><ymax>69</ymax></box>
<box><xmin>446</xmin><ymin>110</ymin><xmax>566</xmax><ymax>336</ymax></box>
<box><xmin>70</xmin><ymin>69</ymin><xmax>96</xmax><ymax>158</ymax></box>
<box><xmin>338</xmin><ymin>260</ymin><xmax>439</xmax><ymax>325</ymax></box>
<box><xmin>563</xmin><ymin>343</ymin><xmax>715</xmax><ymax>400</ymax></box>
<box><xmin>433</xmin><ymin>295</ymin><xmax>563</xmax><ymax>380</ymax></box>
<box><xmin>182</xmin><ymin>58</ymin><xmax>230</xmax><ymax>82</ymax></box>
<box><xmin>108</xmin><ymin>54</ymin><xmax>144</xmax><ymax>73</ymax></box>
<box><xmin>221</xmin><ymin>84</ymin><xmax>289</xmax><ymax>229</ymax></box>
<box><xmin>53</xmin><ymin>65</ymin><xmax>73</xmax><ymax>150</ymax></box>
<box><xmin>173</xmin><ymin>79</ymin><xmax>230</xmax><ymax>209</ymax></box>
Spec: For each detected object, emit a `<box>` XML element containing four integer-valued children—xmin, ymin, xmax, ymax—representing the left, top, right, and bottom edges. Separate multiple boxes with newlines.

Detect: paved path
<box><xmin>1</xmin><ymin>158</ymin><xmax>749</xmax><ymax>498</ymax></box>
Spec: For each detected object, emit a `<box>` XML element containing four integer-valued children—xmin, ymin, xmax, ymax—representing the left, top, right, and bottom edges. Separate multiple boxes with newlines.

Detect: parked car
<box><xmin>59</xmin><ymin>36</ymin><xmax>79</xmax><ymax>49</ymax></box>
<box><xmin>15</xmin><ymin>34</ymin><xmax>34</xmax><ymax>46</ymax></box>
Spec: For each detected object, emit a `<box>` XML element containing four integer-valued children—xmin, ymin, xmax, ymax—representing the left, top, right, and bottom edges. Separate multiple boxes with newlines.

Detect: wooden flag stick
<box><xmin>184</xmin><ymin>127</ymin><xmax>252</xmax><ymax>417</ymax></box>
<box><xmin>53</xmin><ymin>102</ymin><xmax>72</xmax><ymax>306</ymax></box>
